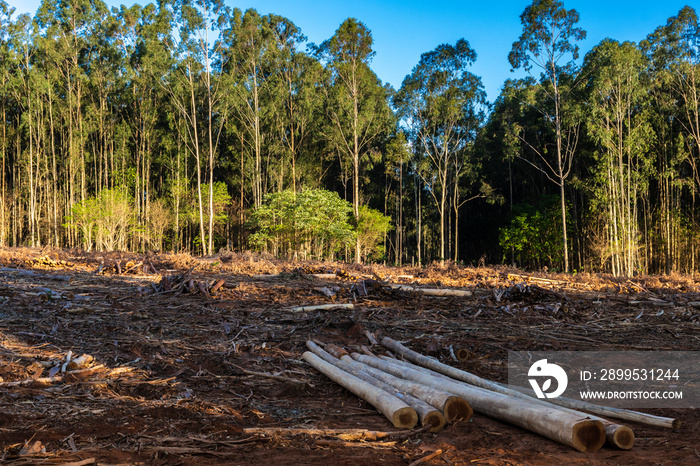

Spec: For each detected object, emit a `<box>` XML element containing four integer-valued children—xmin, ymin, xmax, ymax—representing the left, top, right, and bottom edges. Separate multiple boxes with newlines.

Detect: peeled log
<box><xmin>382</xmin><ymin>336</ymin><xmax>677</xmax><ymax>431</ymax></box>
<box><xmin>316</xmin><ymin>343</ymin><xmax>471</xmax><ymax>423</ymax></box>
<box><xmin>352</xmin><ymin>353</ymin><xmax>605</xmax><ymax>452</ymax></box>
<box><xmin>288</xmin><ymin>304</ymin><xmax>354</xmax><ymax>313</ymax></box>
<box><xmin>302</xmin><ymin>352</ymin><xmax>417</xmax><ymax>429</ymax></box>
<box><xmin>497</xmin><ymin>382</ymin><xmax>634</xmax><ymax>450</ymax></box>
<box><xmin>387</xmin><ymin>285</ymin><xmax>472</xmax><ymax>297</ymax></box>
<box><xmin>306</xmin><ymin>342</ymin><xmax>445</xmax><ymax>432</ymax></box>
<box><xmin>387</xmin><ymin>354</ymin><xmax>634</xmax><ymax>450</ymax></box>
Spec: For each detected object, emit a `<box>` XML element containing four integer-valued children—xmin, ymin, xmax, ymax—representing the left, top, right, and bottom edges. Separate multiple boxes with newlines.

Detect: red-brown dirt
<box><xmin>0</xmin><ymin>246</ymin><xmax>698</xmax><ymax>465</ymax></box>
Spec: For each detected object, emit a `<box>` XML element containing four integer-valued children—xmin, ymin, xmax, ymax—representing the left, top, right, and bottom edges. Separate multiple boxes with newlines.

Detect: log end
<box><xmin>392</xmin><ymin>406</ymin><xmax>419</xmax><ymax>429</ymax></box>
<box><xmin>422</xmin><ymin>410</ymin><xmax>446</xmax><ymax>433</ymax></box>
<box><xmin>326</xmin><ymin>343</ymin><xmax>349</xmax><ymax>359</ymax></box>
<box><xmin>443</xmin><ymin>396</ymin><xmax>473</xmax><ymax>423</ymax></box>
<box><xmin>672</xmin><ymin>418</ymin><xmax>682</xmax><ymax>431</ymax></box>
<box><xmin>605</xmin><ymin>425</ymin><xmax>635</xmax><ymax>450</ymax></box>
<box><xmin>572</xmin><ymin>420</ymin><xmax>606</xmax><ymax>452</ymax></box>
<box><xmin>454</xmin><ymin>348</ymin><xmax>471</xmax><ymax>362</ymax></box>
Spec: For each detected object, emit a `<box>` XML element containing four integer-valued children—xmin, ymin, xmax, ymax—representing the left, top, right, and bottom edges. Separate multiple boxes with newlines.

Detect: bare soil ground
<box><xmin>0</xmin><ymin>246</ymin><xmax>698</xmax><ymax>465</ymax></box>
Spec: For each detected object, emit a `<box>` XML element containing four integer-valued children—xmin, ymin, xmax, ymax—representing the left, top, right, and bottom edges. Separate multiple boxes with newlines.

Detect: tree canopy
<box><xmin>2</xmin><ymin>1</ymin><xmax>700</xmax><ymax>276</ymax></box>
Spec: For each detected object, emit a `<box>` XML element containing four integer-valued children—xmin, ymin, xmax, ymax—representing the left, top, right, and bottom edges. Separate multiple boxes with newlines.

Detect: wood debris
<box><xmin>0</xmin><ymin>248</ymin><xmax>696</xmax><ymax>464</ymax></box>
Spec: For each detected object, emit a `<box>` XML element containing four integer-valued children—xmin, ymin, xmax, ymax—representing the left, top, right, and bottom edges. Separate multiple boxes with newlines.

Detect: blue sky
<box><xmin>5</xmin><ymin>0</ymin><xmax>694</xmax><ymax>102</ymax></box>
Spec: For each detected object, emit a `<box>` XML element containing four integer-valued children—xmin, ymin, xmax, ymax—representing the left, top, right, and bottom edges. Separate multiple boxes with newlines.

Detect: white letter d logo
<box><xmin>528</xmin><ymin>359</ymin><xmax>568</xmax><ymax>399</ymax></box>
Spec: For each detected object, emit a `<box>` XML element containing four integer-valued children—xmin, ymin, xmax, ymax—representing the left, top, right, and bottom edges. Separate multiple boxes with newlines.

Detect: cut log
<box><xmin>381</xmin><ymin>337</ymin><xmax>678</xmax><ymax>431</ymax></box>
<box><xmin>311</xmin><ymin>273</ymin><xmax>338</xmax><ymax>280</ymax></box>
<box><xmin>306</xmin><ymin>341</ymin><xmax>446</xmax><ymax>432</ymax></box>
<box><xmin>302</xmin><ymin>352</ymin><xmax>417</xmax><ymax>429</ymax></box>
<box><xmin>382</xmin><ymin>353</ymin><xmax>635</xmax><ymax>450</ymax></box>
<box><xmin>315</xmin><ymin>343</ymin><xmax>471</xmax><ymax>423</ymax></box>
<box><xmin>288</xmin><ymin>303</ymin><xmax>354</xmax><ymax>312</ymax></box>
<box><xmin>210</xmin><ymin>278</ymin><xmax>226</xmax><ymax>295</ymax></box>
<box><xmin>495</xmin><ymin>382</ymin><xmax>634</xmax><ymax>449</ymax></box>
<box><xmin>352</xmin><ymin>353</ymin><xmax>605</xmax><ymax>452</ymax></box>
<box><xmin>604</xmin><ymin>424</ymin><xmax>635</xmax><ymax>450</ymax></box>
<box><xmin>387</xmin><ymin>285</ymin><xmax>472</xmax><ymax>297</ymax></box>
<box><xmin>67</xmin><ymin>354</ymin><xmax>94</xmax><ymax>370</ymax></box>
<box><xmin>454</xmin><ymin>348</ymin><xmax>471</xmax><ymax>362</ymax></box>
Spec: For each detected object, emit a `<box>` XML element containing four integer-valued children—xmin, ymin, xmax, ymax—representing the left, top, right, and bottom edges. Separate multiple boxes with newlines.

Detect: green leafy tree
<box><xmin>509</xmin><ymin>0</ymin><xmax>586</xmax><ymax>273</ymax></box>
<box><xmin>249</xmin><ymin>188</ymin><xmax>354</xmax><ymax>259</ymax></box>
<box><xmin>499</xmin><ymin>196</ymin><xmax>568</xmax><ymax>270</ymax></box>
<box><xmin>223</xmin><ymin>10</ymin><xmax>306</xmax><ymax>207</ymax></box>
<box><xmin>36</xmin><ymin>0</ymin><xmax>110</xmax><ymax>242</ymax></box>
<box><xmin>0</xmin><ymin>0</ymin><xmax>14</xmax><ymax>246</ymax></box>
<box><xmin>115</xmin><ymin>2</ymin><xmax>172</xmax><ymax>250</ymax></box>
<box><xmin>94</xmin><ymin>188</ymin><xmax>134</xmax><ymax>251</ymax></box>
<box><xmin>357</xmin><ymin>205</ymin><xmax>392</xmax><ymax>262</ymax></box>
<box><xmin>66</xmin><ymin>198</ymin><xmax>98</xmax><ymax>251</ymax></box>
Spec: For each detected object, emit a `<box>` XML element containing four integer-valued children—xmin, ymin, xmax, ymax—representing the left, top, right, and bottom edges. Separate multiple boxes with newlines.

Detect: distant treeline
<box><xmin>0</xmin><ymin>0</ymin><xmax>699</xmax><ymax>276</ymax></box>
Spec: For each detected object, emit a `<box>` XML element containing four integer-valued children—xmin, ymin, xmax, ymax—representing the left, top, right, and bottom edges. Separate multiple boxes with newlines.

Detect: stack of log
<box><xmin>25</xmin><ymin>255</ymin><xmax>74</xmax><ymax>268</ymax></box>
<box><xmin>98</xmin><ymin>259</ymin><xmax>156</xmax><ymax>275</ymax></box>
<box><xmin>304</xmin><ymin>336</ymin><xmax>680</xmax><ymax>453</ymax></box>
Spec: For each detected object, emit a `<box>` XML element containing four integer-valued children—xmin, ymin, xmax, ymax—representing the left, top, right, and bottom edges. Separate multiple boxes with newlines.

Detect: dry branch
<box><xmin>287</xmin><ymin>303</ymin><xmax>354</xmax><ymax>312</ymax></box>
<box><xmin>387</xmin><ymin>284</ymin><xmax>472</xmax><ymax>297</ymax></box>
<box><xmin>227</xmin><ymin>363</ymin><xmax>309</xmax><ymax>385</ymax></box>
<box><xmin>242</xmin><ymin>427</ymin><xmax>394</xmax><ymax>441</ymax></box>
<box><xmin>303</xmin><ymin>351</ymin><xmax>418</xmax><ymax>429</ymax></box>
<box><xmin>408</xmin><ymin>449</ymin><xmax>444</xmax><ymax>466</ymax></box>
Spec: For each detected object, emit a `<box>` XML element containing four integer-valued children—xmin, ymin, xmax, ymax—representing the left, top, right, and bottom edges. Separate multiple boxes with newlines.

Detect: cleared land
<box><xmin>0</xmin><ymin>247</ymin><xmax>698</xmax><ymax>465</ymax></box>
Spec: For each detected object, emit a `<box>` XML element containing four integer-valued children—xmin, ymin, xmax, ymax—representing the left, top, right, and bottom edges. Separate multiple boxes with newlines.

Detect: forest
<box><xmin>1</xmin><ymin>0</ymin><xmax>699</xmax><ymax>277</ymax></box>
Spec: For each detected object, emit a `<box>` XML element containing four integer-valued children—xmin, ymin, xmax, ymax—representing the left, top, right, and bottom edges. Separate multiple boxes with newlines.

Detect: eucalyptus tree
<box><xmin>644</xmin><ymin>6</ymin><xmax>700</xmax><ymax>272</ymax></box>
<box><xmin>223</xmin><ymin>9</ymin><xmax>307</xmax><ymax>208</ymax></box>
<box><xmin>315</xmin><ymin>18</ymin><xmax>393</xmax><ymax>263</ymax></box>
<box><xmin>273</xmin><ymin>42</ymin><xmax>322</xmax><ymax>194</ymax></box>
<box><xmin>82</xmin><ymin>5</ymin><xmax>120</xmax><ymax>196</ymax></box>
<box><xmin>116</xmin><ymin>3</ymin><xmax>173</xmax><ymax>249</ymax></box>
<box><xmin>395</xmin><ymin>39</ymin><xmax>486</xmax><ymax>263</ymax></box>
<box><xmin>36</xmin><ymin>0</ymin><xmax>110</xmax><ymax>228</ymax></box>
<box><xmin>582</xmin><ymin>40</ymin><xmax>654</xmax><ymax>276</ymax></box>
<box><xmin>508</xmin><ymin>0</ymin><xmax>586</xmax><ymax>273</ymax></box>
<box><xmin>162</xmin><ymin>0</ymin><xmax>229</xmax><ymax>255</ymax></box>
<box><xmin>0</xmin><ymin>1</ymin><xmax>10</xmax><ymax>245</ymax></box>
<box><xmin>11</xmin><ymin>12</ymin><xmax>40</xmax><ymax>247</ymax></box>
